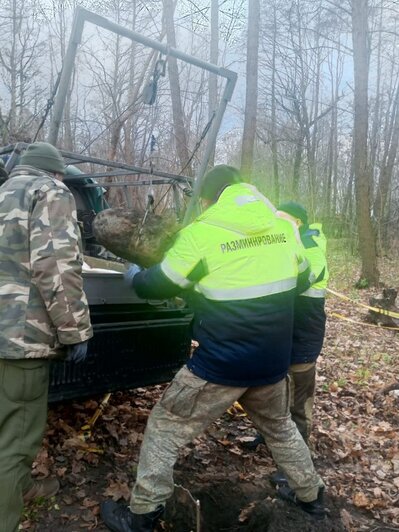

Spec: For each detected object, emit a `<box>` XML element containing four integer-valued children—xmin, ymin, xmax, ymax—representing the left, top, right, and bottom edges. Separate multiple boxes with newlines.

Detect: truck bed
<box><xmin>48</xmin><ymin>258</ymin><xmax>192</xmax><ymax>402</ymax></box>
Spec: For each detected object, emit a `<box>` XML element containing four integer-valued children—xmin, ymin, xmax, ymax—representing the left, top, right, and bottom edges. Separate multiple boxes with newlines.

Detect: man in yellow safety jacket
<box><xmin>100</xmin><ymin>166</ymin><xmax>326</xmax><ymax>532</ymax></box>
<box><xmin>247</xmin><ymin>202</ymin><xmax>328</xmax><ymax>488</ymax></box>
<box><xmin>278</xmin><ymin>202</ymin><xmax>328</xmax><ymax>443</ymax></box>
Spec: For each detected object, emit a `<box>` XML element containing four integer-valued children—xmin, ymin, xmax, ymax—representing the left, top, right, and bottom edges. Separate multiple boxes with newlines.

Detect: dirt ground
<box><xmin>23</xmin><ymin>387</ymin><xmax>374</xmax><ymax>532</ymax></box>
<box><xmin>23</xmin><ymin>252</ymin><xmax>399</xmax><ymax>531</ymax></box>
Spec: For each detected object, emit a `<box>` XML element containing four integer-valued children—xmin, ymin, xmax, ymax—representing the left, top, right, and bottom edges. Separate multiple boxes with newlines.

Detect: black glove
<box><xmin>67</xmin><ymin>340</ymin><xmax>89</xmax><ymax>363</ymax></box>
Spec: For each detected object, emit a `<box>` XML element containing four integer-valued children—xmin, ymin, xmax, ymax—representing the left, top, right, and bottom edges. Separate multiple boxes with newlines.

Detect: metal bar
<box><xmin>60</xmin><ymin>161</ymin><xmax>193</xmax><ymax>183</ymax></box>
<box><xmin>64</xmin><ymin>179</ymin><xmax>182</xmax><ymax>187</ymax></box>
<box><xmin>4</xmin><ymin>143</ymin><xmax>26</xmax><ymax>172</ymax></box>
<box><xmin>81</xmin><ymin>8</ymin><xmax>236</xmax><ymax>79</ymax></box>
<box><xmin>0</xmin><ymin>143</ymin><xmax>193</xmax><ymax>185</ymax></box>
<box><xmin>92</xmin><ymin>317</ymin><xmax>192</xmax><ymax>330</ymax></box>
<box><xmin>65</xmin><ymin>171</ymin><xmax>190</xmax><ymax>183</ymax></box>
<box><xmin>48</xmin><ymin>10</ymin><xmax>85</xmax><ymax>145</ymax></box>
<box><xmin>60</xmin><ymin>150</ymin><xmax>193</xmax><ymax>183</ymax></box>
<box><xmin>0</xmin><ymin>143</ymin><xmax>27</xmax><ymax>156</ymax></box>
<box><xmin>47</xmin><ymin>7</ymin><xmax>237</xmax><ymax>147</ymax></box>
<box><xmin>66</xmin><ymin>170</ymin><xmax>143</xmax><ymax>178</ymax></box>
<box><xmin>183</xmin><ymin>72</ymin><xmax>237</xmax><ymax>224</ymax></box>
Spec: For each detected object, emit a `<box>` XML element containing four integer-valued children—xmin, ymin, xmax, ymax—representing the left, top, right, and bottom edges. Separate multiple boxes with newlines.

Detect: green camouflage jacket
<box><xmin>0</xmin><ymin>165</ymin><xmax>93</xmax><ymax>359</ymax></box>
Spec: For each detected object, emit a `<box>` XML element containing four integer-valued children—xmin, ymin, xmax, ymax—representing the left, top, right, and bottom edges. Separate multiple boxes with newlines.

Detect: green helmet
<box><xmin>278</xmin><ymin>202</ymin><xmax>308</xmax><ymax>226</ymax></box>
<box><xmin>20</xmin><ymin>142</ymin><xmax>65</xmax><ymax>174</ymax></box>
<box><xmin>200</xmin><ymin>165</ymin><xmax>242</xmax><ymax>201</ymax></box>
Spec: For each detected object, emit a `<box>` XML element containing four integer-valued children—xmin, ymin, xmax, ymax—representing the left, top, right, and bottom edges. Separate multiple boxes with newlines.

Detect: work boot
<box><xmin>269</xmin><ymin>469</ymin><xmax>288</xmax><ymax>487</ymax></box>
<box><xmin>23</xmin><ymin>478</ymin><xmax>60</xmax><ymax>503</ymax></box>
<box><xmin>100</xmin><ymin>500</ymin><xmax>164</xmax><ymax>532</ymax></box>
<box><xmin>240</xmin><ymin>432</ymin><xmax>265</xmax><ymax>451</ymax></box>
<box><xmin>277</xmin><ymin>486</ymin><xmax>326</xmax><ymax>520</ymax></box>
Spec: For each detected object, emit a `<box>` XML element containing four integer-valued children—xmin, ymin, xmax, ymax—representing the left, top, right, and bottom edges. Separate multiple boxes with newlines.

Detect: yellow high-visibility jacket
<box><xmin>291</xmin><ymin>223</ymin><xmax>328</xmax><ymax>363</ymax></box>
<box><xmin>134</xmin><ymin>183</ymin><xmax>310</xmax><ymax>386</ymax></box>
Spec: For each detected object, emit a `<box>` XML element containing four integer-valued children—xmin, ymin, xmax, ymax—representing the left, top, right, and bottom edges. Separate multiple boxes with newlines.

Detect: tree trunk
<box><xmin>58</xmin><ymin>3</ymin><xmax>73</xmax><ymax>150</ymax></box>
<box><xmin>271</xmin><ymin>3</ymin><xmax>279</xmax><ymax>204</ymax></box>
<box><xmin>9</xmin><ymin>0</ymin><xmax>19</xmax><ymax>141</ymax></box>
<box><xmin>240</xmin><ymin>0</ymin><xmax>260</xmax><ymax>178</ymax></box>
<box><xmin>208</xmin><ymin>0</ymin><xmax>219</xmax><ymax>167</ymax></box>
<box><xmin>124</xmin><ymin>2</ymin><xmax>138</xmax><ymax>165</ymax></box>
<box><xmin>163</xmin><ymin>0</ymin><xmax>193</xmax><ymax>175</ymax></box>
<box><xmin>292</xmin><ymin>135</ymin><xmax>303</xmax><ymax>198</ymax></box>
<box><xmin>374</xmin><ymin>84</ymin><xmax>399</xmax><ymax>245</ymax></box>
<box><xmin>351</xmin><ymin>0</ymin><xmax>379</xmax><ymax>285</ymax></box>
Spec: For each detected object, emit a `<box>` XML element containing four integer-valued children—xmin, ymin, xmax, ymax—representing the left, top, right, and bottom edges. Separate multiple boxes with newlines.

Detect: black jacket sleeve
<box><xmin>132</xmin><ymin>264</ymin><xmax>183</xmax><ymax>299</ymax></box>
<box><xmin>296</xmin><ymin>265</ymin><xmax>312</xmax><ymax>295</ymax></box>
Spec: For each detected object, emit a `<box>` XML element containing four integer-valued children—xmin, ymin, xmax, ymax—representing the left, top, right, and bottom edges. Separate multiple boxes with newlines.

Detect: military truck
<box><xmin>0</xmin><ymin>7</ymin><xmax>237</xmax><ymax>402</ymax></box>
<box><xmin>0</xmin><ymin>142</ymin><xmax>196</xmax><ymax>402</ymax></box>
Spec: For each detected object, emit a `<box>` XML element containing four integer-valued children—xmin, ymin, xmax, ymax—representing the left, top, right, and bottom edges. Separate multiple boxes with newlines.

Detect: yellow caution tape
<box><xmin>86</xmin><ymin>447</ymin><xmax>104</xmax><ymax>454</ymax></box>
<box><xmin>327</xmin><ymin>288</ymin><xmax>399</xmax><ymax>320</ymax></box>
<box><xmin>227</xmin><ymin>401</ymin><xmax>247</xmax><ymax>416</ymax></box>
<box><xmin>78</xmin><ymin>392</ymin><xmax>112</xmax><ymax>441</ymax></box>
<box><xmin>330</xmin><ymin>312</ymin><xmax>399</xmax><ymax>330</ymax></box>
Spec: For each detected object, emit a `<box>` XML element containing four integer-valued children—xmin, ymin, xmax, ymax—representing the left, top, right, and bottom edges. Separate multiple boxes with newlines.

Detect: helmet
<box><xmin>200</xmin><ymin>165</ymin><xmax>242</xmax><ymax>201</ymax></box>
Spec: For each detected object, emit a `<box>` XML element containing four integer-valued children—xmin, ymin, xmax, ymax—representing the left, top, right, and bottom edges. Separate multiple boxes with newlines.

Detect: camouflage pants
<box><xmin>130</xmin><ymin>366</ymin><xmax>324</xmax><ymax>514</ymax></box>
<box><xmin>0</xmin><ymin>358</ymin><xmax>50</xmax><ymax>532</ymax></box>
<box><xmin>289</xmin><ymin>362</ymin><xmax>316</xmax><ymax>444</ymax></box>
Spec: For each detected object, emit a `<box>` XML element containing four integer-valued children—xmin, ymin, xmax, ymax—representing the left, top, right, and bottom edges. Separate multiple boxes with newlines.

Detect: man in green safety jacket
<box><xmin>100</xmin><ymin>166</ymin><xmax>326</xmax><ymax>532</ymax></box>
<box><xmin>247</xmin><ymin>202</ymin><xmax>328</xmax><ymax>488</ymax></box>
<box><xmin>277</xmin><ymin>202</ymin><xmax>328</xmax><ymax>447</ymax></box>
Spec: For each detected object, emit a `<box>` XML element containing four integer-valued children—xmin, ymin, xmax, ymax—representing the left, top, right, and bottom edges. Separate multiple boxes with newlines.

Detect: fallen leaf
<box><xmin>104</xmin><ymin>480</ymin><xmax>130</xmax><ymax>501</ymax></box>
<box><xmin>82</xmin><ymin>498</ymin><xmax>98</xmax><ymax>508</ymax></box>
<box><xmin>340</xmin><ymin>508</ymin><xmax>353</xmax><ymax>530</ymax></box>
<box><xmin>353</xmin><ymin>492</ymin><xmax>369</xmax><ymax>508</ymax></box>
<box><xmin>238</xmin><ymin>501</ymin><xmax>256</xmax><ymax>522</ymax></box>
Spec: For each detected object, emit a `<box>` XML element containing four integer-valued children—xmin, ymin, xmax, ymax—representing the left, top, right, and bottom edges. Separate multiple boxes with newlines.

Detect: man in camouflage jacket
<box><xmin>0</xmin><ymin>142</ymin><xmax>93</xmax><ymax>532</ymax></box>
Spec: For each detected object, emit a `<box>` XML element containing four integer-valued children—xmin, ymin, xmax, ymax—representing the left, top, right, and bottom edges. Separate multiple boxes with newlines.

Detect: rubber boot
<box><xmin>100</xmin><ymin>500</ymin><xmax>163</xmax><ymax>532</ymax></box>
<box><xmin>23</xmin><ymin>478</ymin><xmax>60</xmax><ymax>503</ymax></box>
<box><xmin>269</xmin><ymin>469</ymin><xmax>288</xmax><ymax>487</ymax></box>
<box><xmin>240</xmin><ymin>432</ymin><xmax>265</xmax><ymax>451</ymax></box>
<box><xmin>277</xmin><ymin>486</ymin><xmax>326</xmax><ymax>520</ymax></box>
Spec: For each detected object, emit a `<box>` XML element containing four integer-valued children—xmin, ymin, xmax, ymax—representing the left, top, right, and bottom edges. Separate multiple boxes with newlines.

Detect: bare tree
<box><xmin>351</xmin><ymin>0</ymin><xmax>379</xmax><ymax>284</ymax></box>
<box><xmin>163</xmin><ymin>0</ymin><xmax>193</xmax><ymax>175</ymax></box>
<box><xmin>241</xmin><ymin>0</ymin><xmax>260</xmax><ymax>178</ymax></box>
<box><xmin>208</xmin><ymin>0</ymin><xmax>219</xmax><ymax>167</ymax></box>
<box><xmin>0</xmin><ymin>0</ymin><xmax>45</xmax><ymax>143</ymax></box>
<box><xmin>270</xmin><ymin>1</ymin><xmax>279</xmax><ymax>203</ymax></box>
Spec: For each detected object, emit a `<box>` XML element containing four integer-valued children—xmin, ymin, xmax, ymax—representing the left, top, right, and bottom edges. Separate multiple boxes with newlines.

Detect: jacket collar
<box><xmin>9</xmin><ymin>165</ymin><xmax>55</xmax><ymax>179</ymax></box>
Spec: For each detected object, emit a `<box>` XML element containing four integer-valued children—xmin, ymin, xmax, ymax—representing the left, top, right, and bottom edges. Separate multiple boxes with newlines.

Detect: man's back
<box><xmin>136</xmin><ymin>182</ymin><xmax>309</xmax><ymax>387</ymax></box>
<box><xmin>0</xmin><ymin>165</ymin><xmax>92</xmax><ymax>360</ymax></box>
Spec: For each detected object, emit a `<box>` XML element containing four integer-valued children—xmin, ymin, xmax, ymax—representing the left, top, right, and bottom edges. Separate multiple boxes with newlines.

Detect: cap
<box><xmin>278</xmin><ymin>201</ymin><xmax>308</xmax><ymax>225</ymax></box>
<box><xmin>20</xmin><ymin>142</ymin><xmax>65</xmax><ymax>174</ymax></box>
<box><xmin>200</xmin><ymin>165</ymin><xmax>242</xmax><ymax>201</ymax></box>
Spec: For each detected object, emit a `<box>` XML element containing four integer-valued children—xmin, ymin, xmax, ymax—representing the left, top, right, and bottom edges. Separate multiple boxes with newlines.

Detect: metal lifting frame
<box><xmin>47</xmin><ymin>7</ymin><xmax>237</xmax><ymax>224</ymax></box>
<box><xmin>0</xmin><ymin>143</ymin><xmax>192</xmax><ymax>187</ymax></box>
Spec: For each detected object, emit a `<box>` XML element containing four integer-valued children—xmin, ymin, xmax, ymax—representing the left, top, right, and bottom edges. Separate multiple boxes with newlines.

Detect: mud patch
<box><xmin>164</xmin><ymin>480</ymin><xmax>346</xmax><ymax>532</ymax></box>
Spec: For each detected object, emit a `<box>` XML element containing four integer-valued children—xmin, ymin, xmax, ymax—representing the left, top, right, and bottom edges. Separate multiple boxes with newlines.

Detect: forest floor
<box><xmin>24</xmin><ymin>240</ymin><xmax>399</xmax><ymax>532</ymax></box>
